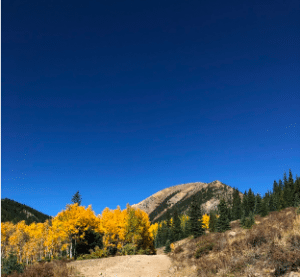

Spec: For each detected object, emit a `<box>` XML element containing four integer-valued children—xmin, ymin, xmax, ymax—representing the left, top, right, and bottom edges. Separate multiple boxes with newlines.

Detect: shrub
<box><xmin>120</xmin><ymin>243</ymin><xmax>137</xmax><ymax>256</ymax></box>
<box><xmin>174</xmin><ymin>246</ymin><xmax>184</xmax><ymax>254</ymax></box>
<box><xmin>195</xmin><ymin>241</ymin><xmax>215</xmax><ymax>259</ymax></box>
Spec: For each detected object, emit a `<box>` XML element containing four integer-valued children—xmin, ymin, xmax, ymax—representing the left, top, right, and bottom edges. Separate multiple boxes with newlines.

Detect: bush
<box><xmin>120</xmin><ymin>243</ymin><xmax>137</xmax><ymax>256</ymax></box>
<box><xmin>77</xmin><ymin>248</ymin><xmax>109</xmax><ymax>260</ymax></box>
<box><xmin>174</xmin><ymin>246</ymin><xmax>184</xmax><ymax>254</ymax></box>
<box><xmin>1</xmin><ymin>252</ymin><xmax>24</xmax><ymax>275</ymax></box>
<box><xmin>195</xmin><ymin>241</ymin><xmax>215</xmax><ymax>259</ymax></box>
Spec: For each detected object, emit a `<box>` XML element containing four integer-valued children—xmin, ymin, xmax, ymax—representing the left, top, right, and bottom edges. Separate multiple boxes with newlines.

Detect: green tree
<box><xmin>164</xmin><ymin>239</ymin><xmax>171</xmax><ymax>253</ymax></box>
<box><xmin>165</xmin><ymin>210</ymin><xmax>172</xmax><ymax>229</ymax></box>
<box><xmin>188</xmin><ymin>196</ymin><xmax>205</xmax><ymax>239</ymax></box>
<box><xmin>259</xmin><ymin>196</ymin><xmax>269</xmax><ymax>217</ymax></box>
<box><xmin>71</xmin><ymin>191</ymin><xmax>82</xmax><ymax>206</ymax></box>
<box><xmin>172</xmin><ymin>208</ymin><xmax>183</xmax><ymax>242</ymax></box>
<box><xmin>208</xmin><ymin>209</ymin><xmax>218</xmax><ymax>233</ymax></box>
<box><xmin>247</xmin><ymin>188</ymin><xmax>256</xmax><ymax>214</ymax></box>
<box><xmin>254</xmin><ymin>193</ymin><xmax>262</xmax><ymax>215</ymax></box>
<box><xmin>160</xmin><ymin>221</ymin><xmax>168</xmax><ymax>247</ymax></box>
<box><xmin>231</xmin><ymin>188</ymin><xmax>242</xmax><ymax>220</ymax></box>
<box><xmin>242</xmin><ymin>190</ymin><xmax>250</xmax><ymax>217</ymax></box>
<box><xmin>242</xmin><ymin>211</ymin><xmax>255</xmax><ymax>229</ymax></box>
<box><xmin>240</xmin><ymin>209</ymin><xmax>246</xmax><ymax>228</ymax></box>
<box><xmin>215</xmin><ymin>198</ymin><xmax>231</xmax><ymax>233</ymax></box>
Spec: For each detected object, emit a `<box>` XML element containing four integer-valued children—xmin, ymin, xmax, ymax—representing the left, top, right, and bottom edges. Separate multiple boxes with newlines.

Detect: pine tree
<box><xmin>71</xmin><ymin>191</ymin><xmax>82</xmax><ymax>206</ymax></box>
<box><xmin>247</xmin><ymin>188</ymin><xmax>256</xmax><ymax>214</ymax></box>
<box><xmin>240</xmin><ymin>209</ymin><xmax>246</xmax><ymax>228</ymax></box>
<box><xmin>273</xmin><ymin>180</ymin><xmax>279</xmax><ymax>196</ymax></box>
<box><xmin>165</xmin><ymin>210</ymin><xmax>171</xmax><ymax>229</ymax></box>
<box><xmin>164</xmin><ymin>239</ymin><xmax>171</xmax><ymax>253</ymax></box>
<box><xmin>254</xmin><ymin>193</ymin><xmax>262</xmax><ymax>215</ymax></box>
<box><xmin>231</xmin><ymin>188</ymin><xmax>242</xmax><ymax>220</ymax></box>
<box><xmin>278</xmin><ymin>191</ymin><xmax>285</xmax><ymax>211</ymax></box>
<box><xmin>154</xmin><ymin>225</ymin><xmax>163</xmax><ymax>248</ymax></box>
<box><xmin>160</xmin><ymin>221</ymin><xmax>168</xmax><ymax>247</ymax></box>
<box><xmin>259</xmin><ymin>197</ymin><xmax>268</xmax><ymax>217</ymax></box>
<box><xmin>242</xmin><ymin>190</ymin><xmax>250</xmax><ymax>217</ymax></box>
<box><xmin>208</xmin><ymin>210</ymin><xmax>217</xmax><ymax>233</ymax></box>
<box><xmin>167</xmin><ymin>227</ymin><xmax>175</xmax><ymax>244</ymax></box>
<box><xmin>288</xmin><ymin>169</ymin><xmax>294</xmax><ymax>188</ymax></box>
<box><xmin>293</xmin><ymin>193</ymin><xmax>300</xmax><ymax>208</ymax></box>
<box><xmin>215</xmin><ymin>198</ymin><xmax>231</xmax><ymax>233</ymax></box>
<box><xmin>188</xmin><ymin>196</ymin><xmax>205</xmax><ymax>239</ymax></box>
<box><xmin>248</xmin><ymin>211</ymin><xmax>255</xmax><ymax>227</ymax></box>
<box><xmin>268</xmin><ymin>193</ymin><xmax>276</xmax><ymax>212</ymax></box>
<box><xmin>172</xmin><ymin>208</ymin><xmax>183</xmax><ymax>242</ymax></box>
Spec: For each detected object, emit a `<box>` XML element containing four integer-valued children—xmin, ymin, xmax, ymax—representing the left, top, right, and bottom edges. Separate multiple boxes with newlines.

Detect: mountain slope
<box><xmin>132</xmin><ymin>180</ymin><xmax>244</xmax><ymax>223</ymax></box>
<box><xmin>1</xmin><ymin>198</ymin><xmax>53</xmax><ymax>225</ymax></box>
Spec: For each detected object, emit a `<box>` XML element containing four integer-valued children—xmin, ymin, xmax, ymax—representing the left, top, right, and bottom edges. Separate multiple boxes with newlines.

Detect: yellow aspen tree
<box><xmin>99</xmin><ymin>206</ymin><xmax>123</xmax><ymax>251</ymax></box>
<box><xmin>8</xmin><ymin>220</ymin><xmax>29</xmax><ymax>264</ymax></box>
<box><xmin>149</xmin><ymin>222</ymin><xmax>159</xmax><ymax>240</ymax></box>
<box><xmin>1</xmin><ymin>221</ymin><xmax>16</xmax><ymax>261</ymax></box>
<box><xmin>52</xmin><ymin>203</ymin><xmax>101</xmax><ymax>258</ymax></box>
<box><xmin>202</xmin><ymin>214</ymin><xmax>210</xmax><ymax>229</ymax></box>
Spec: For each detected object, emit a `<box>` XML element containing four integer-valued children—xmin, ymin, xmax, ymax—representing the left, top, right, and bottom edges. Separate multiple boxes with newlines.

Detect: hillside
<box><xmin>1</xmin><ymin>198</ymin><xmax>53</xmax><ymax>225</ymax></box>
<box><xmin>132</xmin><ymin>180</ymin><xmax>244</xmax><ymax>223</ymax></box>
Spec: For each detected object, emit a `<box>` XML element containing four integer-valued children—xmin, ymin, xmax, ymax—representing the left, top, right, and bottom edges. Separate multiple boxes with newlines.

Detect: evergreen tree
<box><xmin>240</xmin><ymin>209</ymin><xmax>246</xmax><ymax>228</ymax></box>
<box><xmin>154</xmin><ymin>225</ymin><xmax>163</xmax><ymax>248</ymax></box>
<box><xmin>273</xmin><ymin>180</ymin><xmax>279</xmax><ymax>196</ymax></box>
<box><xmin>278</xmin><ymin>191</ymin><xmax>285</xmax><ymax>211</ymax></box>
<box><xmin>259</xmin><ymin>196</ymin><xmax>269</xmax><ymax>217</ymax></box>
<box><xmin>164</xmin><ymin>239</ymin><xmax>171</xmax><ymax>253</ymax></box>
<box><xmin>208</xmin><ymin>209</ymin><xmax>217</xmax><ymax>233</ymax></box>
<box><xmin>288</xmin><ymin>169</ymin><xmax>294</xmax><ymax>188</ymax></box>
<box><xmin>268</xmin><ymin>193</ymin><xmax>276</xmax><ymax>212</ymax></box>
<box><xmin>243</xmin><ymin>211</ymin><xmax>255</xmax><ymax>229</ymax></box>
<box><xmin>188</xmin><ymin>196</ymin><xmax>205</xmax><ymax>238</ymax></box>
<box><xmin>172</xmin><ymin>208</ymin><xmax>183</xmax><ymax>242</ymax></box>
<box><xmin>231</xmin><ymin>188</ymin><xmax>242</xmax><ymax>220</ymax></box>
<box><xmin>242</xmin><ymin>190</ymin><xmax>250</xmax><ymax>217</ymax></box>
<box><xmin>71</xmin><ymin>191</ymin><xmax>82</xmax><ymax>206</ymax></box>
<box><xmin>165</xmin><ymin>210</ymin><xmax>172</xmax><ymax>229</ymax></box>
<box><xmin>283</xmin><ymin>171</ymin><xmax>288</xmax><ymax>188</ymax></box>
<box><xmin>293</xmin><ymin>193</ymin><xmax>300</xmax><ymax>208</ymax></box>
<box><xmin>278</xmin><ymin>179</ymin><xmax>284</xmax><ymax>193</ymax></box>
<box><xmin>215</xmin><ymin>198</ymin><xmax>231</xmax><ymax>233</ymax></box>
<box><xmin>254</xmin><ymin>193</ymin><xmax>262</xmax><ymax>215</ymax></box>
<box><xmin>247</xmin><ymin>188</ymin><xmax>256</xmax><ymax>214</ymax></box>
<box><xmin>160</xmin><ymin>221</ymin><xmax>168</xmax><ymax>247</ymax></box>
<box><xmin>167</xmin><ymin>227</ymin><xmax>175</xmax><ymax>244</ymax></box>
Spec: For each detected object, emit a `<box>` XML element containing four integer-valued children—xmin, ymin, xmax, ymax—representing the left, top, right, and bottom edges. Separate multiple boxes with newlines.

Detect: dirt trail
<box><xmin>67</xmin><ymin>254</ymin><xmax>173</xmax><ymax>277</ymax></box>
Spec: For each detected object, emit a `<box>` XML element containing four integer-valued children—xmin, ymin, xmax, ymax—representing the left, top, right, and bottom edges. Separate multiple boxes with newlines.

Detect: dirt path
<box><xmin>67</xmin><ymin>254</ymin><xmax>173</xmax><ymax>277</ymax></box>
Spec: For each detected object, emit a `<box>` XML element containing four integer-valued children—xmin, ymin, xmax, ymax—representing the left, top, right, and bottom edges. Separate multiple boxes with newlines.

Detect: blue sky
<box><xmin>2</xmin><ymin>0</ymin><xmax>299</xmax><ymax>218</ymax></box>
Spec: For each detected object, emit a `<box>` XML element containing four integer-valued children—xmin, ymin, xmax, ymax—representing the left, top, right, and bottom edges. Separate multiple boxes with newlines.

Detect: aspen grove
<box><xmin>1</xmin><ymin>203</ymin><xmax>157</xmax><ymax>265</ymax></box>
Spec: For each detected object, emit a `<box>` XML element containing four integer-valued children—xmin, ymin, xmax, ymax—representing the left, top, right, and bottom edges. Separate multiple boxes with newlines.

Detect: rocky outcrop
<box><xmin>132</xmin><ymin>180</ymin><xmax>244</xmax><ymax>222</ymax></box>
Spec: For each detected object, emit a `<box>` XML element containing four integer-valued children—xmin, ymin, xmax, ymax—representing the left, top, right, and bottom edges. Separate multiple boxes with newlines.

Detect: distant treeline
<box><xmin>1</xmin><ymin>198</ymin><xmax>52</xmax><ymax>225</ymax></box>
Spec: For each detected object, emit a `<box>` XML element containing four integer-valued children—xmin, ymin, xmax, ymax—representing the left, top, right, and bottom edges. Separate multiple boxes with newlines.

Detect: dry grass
<box><xmin>167</xmin><ymin>206</ymin><xmax>300</xmax><ymax>277</ymax></box>
<box><xmin>2</xmin><ymin>259</ymin><xmax>84</xmax><ymax>277</ymax></box>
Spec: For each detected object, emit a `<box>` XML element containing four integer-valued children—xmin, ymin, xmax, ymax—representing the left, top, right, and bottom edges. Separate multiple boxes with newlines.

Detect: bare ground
<box><xmin>66</xmin><ymin>253</ymin><xmax>173</xmax><ymax>277</ymax></box>
<box><xmin>66</xmin><ymin>244</ymin><xmax>199</xmax><ymax>277</ymax></box>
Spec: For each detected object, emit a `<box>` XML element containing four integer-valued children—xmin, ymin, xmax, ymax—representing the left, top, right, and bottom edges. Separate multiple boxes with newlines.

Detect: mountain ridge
<box><xmin>132</xmin><ymin>180</ymin><xmax>244</xmax><ymax>223</ymax></box>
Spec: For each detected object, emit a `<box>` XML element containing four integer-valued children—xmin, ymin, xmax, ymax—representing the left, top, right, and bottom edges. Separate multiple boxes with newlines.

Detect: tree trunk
<box><xmin>70</xmin><ymin>242</ymin><xmax>73</xmax><ymax>259</ymax></box>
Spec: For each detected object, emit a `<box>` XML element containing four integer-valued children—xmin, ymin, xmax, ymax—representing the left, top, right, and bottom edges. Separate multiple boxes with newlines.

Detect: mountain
<box><xmin>1</xmin><ymin>198</ymin><xmax>53</xmax><ymax>225</ymax></box>
<box><xmin>132</xmin><ymin>180</ymin><xmax>244</xmax><ymax>223</ymax></box>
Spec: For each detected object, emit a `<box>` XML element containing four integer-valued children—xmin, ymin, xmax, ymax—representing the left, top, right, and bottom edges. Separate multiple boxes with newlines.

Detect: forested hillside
<box><xmin>1</xmin><ymin>198</ymin><xmax>52</xmax><ymax>225</ymax></box>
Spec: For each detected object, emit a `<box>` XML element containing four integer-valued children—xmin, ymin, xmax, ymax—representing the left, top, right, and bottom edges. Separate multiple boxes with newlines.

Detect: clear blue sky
<box><xmin>2</xmin><ymin>0</ymin><xmax>299</xmax><ymax>218</ymax></box>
